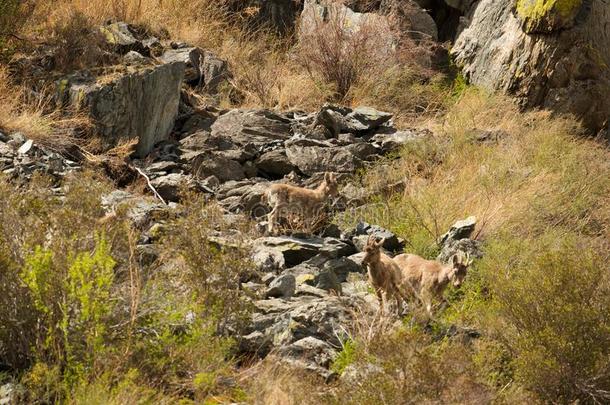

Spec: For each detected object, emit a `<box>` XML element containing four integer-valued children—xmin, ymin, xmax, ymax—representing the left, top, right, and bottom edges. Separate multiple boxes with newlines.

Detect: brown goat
<box><xmin>264</xmin><ymin>172</ymin><xmax>338</xmax><ymax>234</ymax></box>
<box><xmin>394</xmin><ymin>252</ymin><xmax>473</xmax><ymax>315</ymax></box>
<box><xmin>362</xmin><ymin>235</ymin><xmax>409</xmax><ymax>314</ymax></box>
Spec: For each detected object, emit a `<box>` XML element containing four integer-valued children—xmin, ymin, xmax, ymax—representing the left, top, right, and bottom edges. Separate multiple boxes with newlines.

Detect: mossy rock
<box><xmin>516</xmin><ymin>0</ymin><xmax>583</xmax><ymax>33</ymax></box>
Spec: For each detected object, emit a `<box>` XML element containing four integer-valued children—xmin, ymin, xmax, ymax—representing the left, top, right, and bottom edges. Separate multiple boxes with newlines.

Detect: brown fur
<box><xmin>362</xmin><ymin>235</ymin><xmax>409</xmax><ymax>314</ymax></box>
<box><xmin>394</xmin><ymin>252</ymin><xmax>473</xmax><ymax>315</ymax></box>
<box><xmin>264</xmin><ymin>172</ymin><xmax>338</xmax><ymax>234</ymax></box>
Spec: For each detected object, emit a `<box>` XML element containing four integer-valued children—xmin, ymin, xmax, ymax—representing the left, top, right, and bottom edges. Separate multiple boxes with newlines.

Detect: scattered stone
<box><xmin>123</xmin><ymin>50</ymin><xmax>148</xmax><ymax>64</ymax></box>
<box><xmin>17</xmin><ymin>139</ymin><xmax>33</xmax><ymax>154</ymax></box>
<box><xmin>437</xmin><ymin>216</ymin><xmax>483</xmax><ymax>263</ymax></box>
<box><xmin>439</xmin><ymin>216</ymin><xmax>477</xmax><ymax>243</ymax></box>
<box><xmin>278</xmin><ymin>337</ymin><xmax>338</xmax><ymax>379</ymax></box>
<box><xmin>353</xmin><ymin>222</ymin><xmax>403</xmax><ymax>252</ymax></box>
<box><xmin>266</xmin><ymin>274</ymin><xmax>297</xmax><ymax>298</ymax></box>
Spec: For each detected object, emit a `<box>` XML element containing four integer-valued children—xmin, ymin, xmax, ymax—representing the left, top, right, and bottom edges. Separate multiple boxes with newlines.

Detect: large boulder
<box><xmin>452</xmin><ymin>0</ymin><xmax>610</xmax><ymax>134</ymax></box>
<box><xmin>285</xmin><ymin>145</ymin><xmax>367</xmax><ymax>175</ymax></box>
<box><xmin>210</xmin><ymin>109</ymin><xmax>293</xmax><ymax>149</ymax></box>
<box><xmin>60</xmin><ymin>62</ymin><xmax>185</xmax><ymax>157</ymax></box>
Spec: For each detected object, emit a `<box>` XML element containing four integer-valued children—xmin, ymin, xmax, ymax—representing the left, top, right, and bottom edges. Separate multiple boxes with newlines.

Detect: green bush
<box><xmin>478</xmin><ymin>233</ymin><xmax>610</xmax><ymax>403</ymax></box>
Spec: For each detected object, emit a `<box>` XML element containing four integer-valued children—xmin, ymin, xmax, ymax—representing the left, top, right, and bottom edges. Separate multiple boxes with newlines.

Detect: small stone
<box><xmin>17</xmin><ymin>139</ymin><xmax>33</xmax><ymax>154</ymax></box>
<box><xmin>266</xmin><ymin>274</ymin><xmax>296</xmax><ymax>298</ymax></box>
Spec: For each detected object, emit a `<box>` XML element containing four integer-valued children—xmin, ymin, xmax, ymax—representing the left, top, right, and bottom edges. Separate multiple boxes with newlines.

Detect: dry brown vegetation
<box><xmin>1</xmin><ymin>1</ymin><xmax>610</xmax><ymax>404</ymax></box>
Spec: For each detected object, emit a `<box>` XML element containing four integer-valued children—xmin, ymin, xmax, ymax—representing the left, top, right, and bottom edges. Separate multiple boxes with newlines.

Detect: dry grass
<box><xmin>239</xmin><ymin>359</ymin><xmax>327</xmax><ymax>405</ymax></box>
<box><xmin>342</xmin><ymin>90</ymin><xmax>610</xmax><ymax>255</ymax></box>
<box><xmin>0</xmin><ymin>66</ymin><xmax>91</xmax><ymax>152</ymax></box>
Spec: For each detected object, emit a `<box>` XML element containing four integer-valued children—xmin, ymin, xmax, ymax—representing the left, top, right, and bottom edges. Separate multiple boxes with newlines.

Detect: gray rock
<box><xmin>262</xmin><ymin>273</ymin><xmax>276</xmax><ymax>285</ymax></box>
<box><xmin>344</xmin><ymin>106</ymin><xmax>393</xmax><ymax>132</ymax></box>
<box><xmin>61</xmin><ymin>62</ymin><xmax>185</xmax><ymax>157</ymax></box>
<box><xmin>100</xmin><ymin>22</ymin><xmax>139</xmax><ymax>51</ymax></box>
<box><xmin>314</xmin><ymin>268</ymin><xmax>342</xmax><ymax>293</ymax></box>
<box><xmin>160</xmin><ymin>47</ymin><xmax>203</xmax><ymax>83</ymax></box>
<box><xmin>266</xmin><ymin>274</ymin><xmax>296</xmax><ymax>298</ymax></box>
<box><xmin>452</xmin><ymin>0</ymin><xmax>609</xmax><ymax>133</ymax></box>
<box><xmin>257</xmin><ymin>0</ymin><xmax>303</xmax><ymax>33</ymax></box>
<box><xmin>341</xmin><ymin>363</ymin><xmax>384</xmax><ymax>383</ymax></box>
<box><xmin>439</xmin><ymin>216</ymin><xmax>476</xmax><ymax>244</ymax></box>
<box><xmin>123</xmin><ymin>51</ymin><xmax>147</xmax><ymax>64</ymax></box>
<box><xmin>347</xmin><ymin>252</ymin><xmax>366</xmax><ymax>268</ymax></box>
<box><xmin>252</xmin><ymin>246</ymin><xmax>286</xmax><ymax>272</ymax></box>
<box><xmin>285</xmin><ymin>145</ymin><xmax>364</xmax><ymax>175</ymax></box>
<box><xmin>136</xmin><ymin>244</ymin><xmax>159</xmax><ymax>266</ymax></box>
<box><xmin>370</xmin><ymin>129</ymin><xmax>427</xmax><ymax>153</ymax></box>
<box><xmin>250</xmin><ymin>294</ymin><xmax>357</xmax><ymax>347</ymax></box>
<box><xmin>300</xmin><ymin>0</ymin><xmax>395</xmax><ymax>58</ymax></box>
<box><xmin>216</xmin><ymin>180</ymin><xmax>270</xmax><ymax>215</ymax></box>
<box><xmin>149</xmin><ymin>173</ymin><xmax>197</xmax><ymax>202</ymax></box>
<box><xmin>8</xmin><ymin>132</ymin><xmax>26</xmax><ymax>146</ymax></box>
<box><xmin>255</xmin><ymin>149</ymin><xmax>297</xmax><ymax>177</ymax></box>
<box><xmin>281</xmin><ymin>335</ymin><xmax>337</xmax><ymax>367</ymax></box>
<box><xmin>354</xmin><ymin>222</ymin><xmax>403</xmax><ymax>252</ymax></box>
<box><xmin>296</xmin><ymin>283</ymin><xmax>329</xmax><ymax>298</ymax></box>
<box><xmin>403</xmin><ymin>0</ymin><xmax>438</xmax><ymax>41</ymax></box>
<box><xmin>437</xmin><ymin>216</ymin><xmax>483</xmax><ymax>263</ymax></box>
<box><xmin>252</xmin><ymin>236</ymin><xmax>325</xmax><ymax>267</ymax></box>
<box><xmin>0</xmin><ymin>383</ymin><xmax>16</xmax><ymax>405</ymax></box>
<box><xmin>201</xmin><ymin>51</ymin><xmax>230</xmax><ymax>92</ymax></box>
<box><xmin>188</xmin><ymin>151</ymin><xmax>246</xmax><ymax>182</ymax></box>
<box><xmin>17</xmin><ymin>139</ymin><xmax>33</xmax><ymax>155</ymax></box>
<box><xmin>324</xmin><ymin>256</ymin><xmax>363</xmax><ymax>282</ymax></box>
<box><xmin>101</xmin><ymin>190</ymin><xmax>171</xmax><ymax>229</ymax></box>
<box><xmin>239</xmin><ymin>331</ymin><xmax>273</xmax><ymax>356</ymax></box>
<box><xmin>437</xmin><ymin>238</ymin><xmax>483</xmax><ymax>264</ymax></box>
<box><xmin>210</xmin><ymin>109</ymin><xmax>293</xmax><ymax>149</ymax></box>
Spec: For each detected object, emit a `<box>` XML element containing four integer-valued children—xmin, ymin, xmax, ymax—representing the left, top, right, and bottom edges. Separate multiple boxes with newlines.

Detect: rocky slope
<box><xmin>451</xmin><ymin>0</ymin><xmax>609</xmax><ymax>135</ymax></box>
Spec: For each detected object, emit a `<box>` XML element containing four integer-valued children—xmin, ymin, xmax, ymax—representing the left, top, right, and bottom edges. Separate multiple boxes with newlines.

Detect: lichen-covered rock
<box><xmin>452</xmin><ymin>0</ymin><xmax>609</xmax><ymax>134</ymax></box>
<box><xmin>61</xmin><ymin>62</ymin><xmax>185</xmax><ymax>157</ymax></box>
<box><xmin>516</xmin><ymin>0</ymin><xmax>584</xmax><ymax>33</ymax></box>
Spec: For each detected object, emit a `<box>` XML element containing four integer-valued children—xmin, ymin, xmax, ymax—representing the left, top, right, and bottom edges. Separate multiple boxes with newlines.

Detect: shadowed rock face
<box><xmin>62</xmin><ymin>61</ymin><xmax>185</xmax><ymax>157</ymax></box>
<box><xmin>451</xmin><ymin>0</ymin><xmax>609</xmax><ymax>134</ymax></box>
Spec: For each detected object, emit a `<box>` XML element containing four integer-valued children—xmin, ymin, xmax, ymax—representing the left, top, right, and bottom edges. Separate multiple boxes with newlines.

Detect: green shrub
<box><xmin>330</xmin><ymin>339</ymin><xmax>357</xmax><ymax>375</ymax></box>
<box><xmin>478</xmin><ymin>233</ymin><xmax>610</xmax><ymax>403</ymax></box>
<box><xmin>20</xmin><ymin>235</ymin><xmax>116</xmax><ymax>388</ymax></box>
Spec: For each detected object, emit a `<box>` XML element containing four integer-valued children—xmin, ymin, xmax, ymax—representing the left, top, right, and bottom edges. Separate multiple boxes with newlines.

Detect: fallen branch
<box><xmin>132</xmin><ymin>165</ymin><xmax>167</xmax><ymax>205</ymax></box>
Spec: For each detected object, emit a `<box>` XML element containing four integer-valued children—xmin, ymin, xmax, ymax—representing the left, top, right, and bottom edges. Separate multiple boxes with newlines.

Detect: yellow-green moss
<box><xmin>516</xmin><ymin>0</ymin><xmax>582</xmax><ymax>32</ymax></box>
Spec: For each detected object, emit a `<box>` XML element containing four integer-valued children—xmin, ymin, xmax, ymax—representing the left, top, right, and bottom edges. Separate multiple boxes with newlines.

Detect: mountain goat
<box><xmin>362</xmin><ymin>235</ymin><xmax>410</xmax><ymax>314</ymax></box>
<box><xmin>394</xmin><ymin>251</ymin><xmax>473</xmax><ymax>315</ymax></box>
<box><xmin>264</xmin><ymin>172</ymin><xmax>338</xmax><ymax>234</ymax></box>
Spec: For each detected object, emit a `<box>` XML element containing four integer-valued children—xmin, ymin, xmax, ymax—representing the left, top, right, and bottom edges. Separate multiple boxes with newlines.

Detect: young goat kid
<box><xmin>394</xmin><ymin>251</ymin><xmax>473</xmax><ymax>315</ymax></box>
<box><xmin>362</xmin><ymin>236</ymin><xmax>409</xmax><ymax>314</ymax></box>
<box><xmin>264</xmin><ymin>172</ymin><xmax>338</xmax><ymax>234</ymax></box>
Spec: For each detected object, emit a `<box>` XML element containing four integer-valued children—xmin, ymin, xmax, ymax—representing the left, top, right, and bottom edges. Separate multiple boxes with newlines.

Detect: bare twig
<box><xmin>132</xmin><ymin>165</ymin><xmax>167</xmax><ymax>205</ymax></box>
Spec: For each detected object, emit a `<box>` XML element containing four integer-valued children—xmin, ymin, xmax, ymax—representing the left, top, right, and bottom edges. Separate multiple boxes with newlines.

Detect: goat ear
<box><xmin>375</xmin><ymin>238</ymin><xmax>385</xmax><ymax>248</ymax></box>
<box><xmin>324</xmin><ymin>172</ymin><xmax>331</xmax><ymax>181</ymax></box>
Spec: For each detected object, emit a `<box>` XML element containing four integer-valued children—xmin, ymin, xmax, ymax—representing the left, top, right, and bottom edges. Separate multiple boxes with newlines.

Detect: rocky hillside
<box><xmin>0</xmin><ymin>1</ymin><xmax>609</xmax><ymax>404</ymax></box>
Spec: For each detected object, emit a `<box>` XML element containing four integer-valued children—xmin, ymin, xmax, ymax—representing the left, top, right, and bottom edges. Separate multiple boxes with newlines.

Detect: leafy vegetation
<box><xmin>0</xmin><ymin>1</ymin><xmax>609</xmax><ymax>403</ymax></box>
